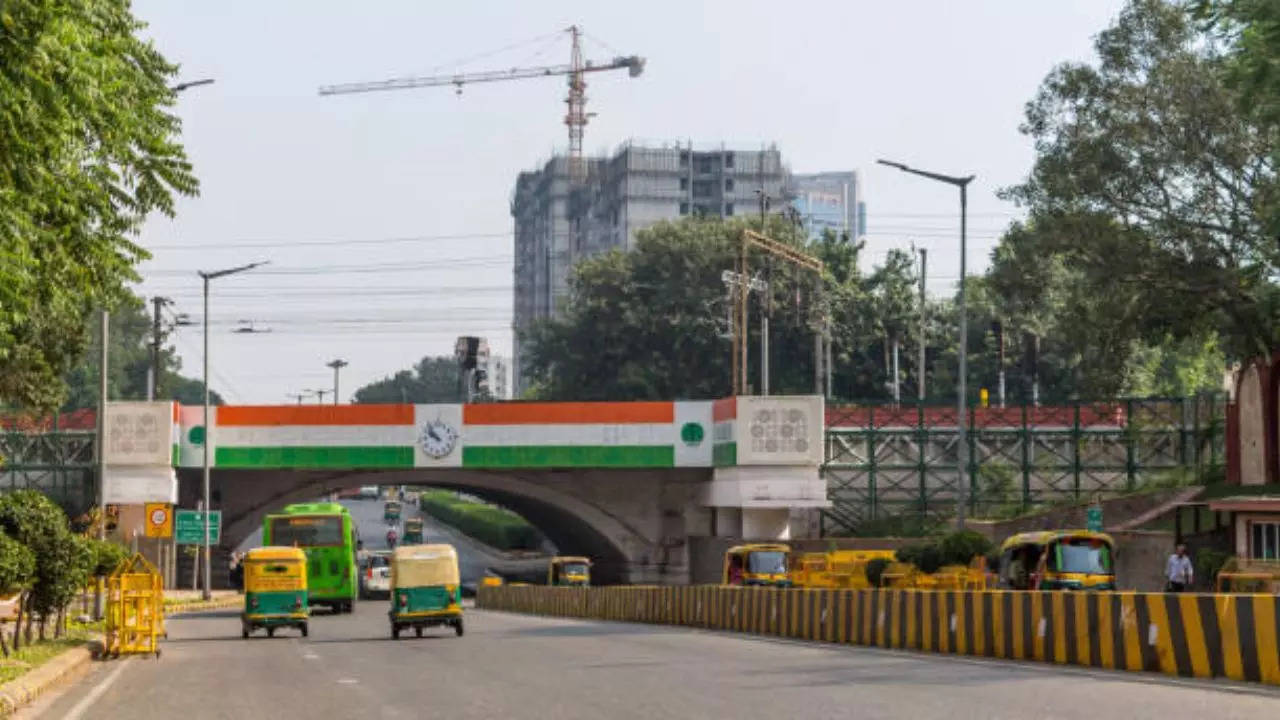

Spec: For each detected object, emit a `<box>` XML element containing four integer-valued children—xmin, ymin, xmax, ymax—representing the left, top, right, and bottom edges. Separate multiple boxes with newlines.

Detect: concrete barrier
<box><xmin>478</xmin><ymin>586</ymin><xmax>1280</xmax><ymax>686</ymax></box>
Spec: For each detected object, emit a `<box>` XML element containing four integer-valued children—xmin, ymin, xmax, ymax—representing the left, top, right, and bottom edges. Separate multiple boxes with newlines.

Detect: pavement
<box><xmin>23</xmin><ymin>601</ymin><xmax>1280</xmax><ymax>720</ymax></box>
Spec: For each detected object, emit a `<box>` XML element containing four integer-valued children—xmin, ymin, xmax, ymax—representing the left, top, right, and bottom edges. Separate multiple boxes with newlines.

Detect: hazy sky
<box><xmin>131</xmin><ymin>0</ymin><xmax>1126</xmax><ymax>404</ymax></box>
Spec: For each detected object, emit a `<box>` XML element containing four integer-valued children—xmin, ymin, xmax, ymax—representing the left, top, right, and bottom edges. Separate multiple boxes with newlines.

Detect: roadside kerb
<box><xmin>478</xmin><ymin>585</ymin><xmax>1280</xmax><ymax>687</ymax></box>
<box><xmin>0</xmin><ymin>639</ymin><xmax>101</xmax><ymax>718</ymax></box>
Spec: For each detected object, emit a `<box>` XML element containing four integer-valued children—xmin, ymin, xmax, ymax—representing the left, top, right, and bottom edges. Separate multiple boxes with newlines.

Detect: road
<box><xmin>28</xmin><ymin>604</ymin><xmax>1280</xmax><ymax>719</ymax></box>
<box><xmin>236</xmin><ymin>495</ymin><xmax>546</xmax><ymax>586</ymax></box>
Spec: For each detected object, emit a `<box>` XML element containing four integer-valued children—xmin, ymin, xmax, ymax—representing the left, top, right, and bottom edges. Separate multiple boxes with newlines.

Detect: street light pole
<box><xmin>198</xmin><ymin>260</ymin><xmax>267</xmax><ymax>599</ymax></box>
<box><xmin>326</xmin><ymin>359</ymin><xmax>348</xmax><ymax>405</ymax></box>
<box><xmin>878</xmin><ymin>159</ymin><xmax>974</xmax><ymax>529</ymax></box>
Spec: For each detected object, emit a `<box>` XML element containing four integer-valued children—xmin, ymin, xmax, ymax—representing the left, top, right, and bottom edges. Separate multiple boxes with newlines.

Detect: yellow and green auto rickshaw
<box><xmin>384</xmin><ymin>500</ymin><xmax>402</xmax><ymax>523</ymax></box>
<box><xmin>998</xmin><ymin>530</ymin><xmax>1116</xmax><ymax>591</ymax></box>
<box><xmin>402</xmin><ymin>517</ymin><xmax>425</xmax><ymax>545</ymax></box>
<box><xmin>547</xmin><ymin>556</ymin><xmax>592</xmax><ymax>586</ymax></box>
<box><xmin>389</xmin><ymin>544</ymin><xmax>463</xmax><ymax>639</ymax></box>
<box><xmin>723</xmin><ymin>543</ymin><xmax>792</xmax><ymax>587</ymax></box>
<box><xmin>241</xmin><ymin>546</ymin><xmax>309</xmax><ymax>638</ymax></box>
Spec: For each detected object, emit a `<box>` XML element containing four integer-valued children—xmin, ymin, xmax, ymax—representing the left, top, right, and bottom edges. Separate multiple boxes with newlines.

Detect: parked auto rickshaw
<box><xmin>548</xmin><ymin>556</ymin><xmax>592</xmax><ymax>586</ymax></box>
<box><xmin>998</xmin><ymin>530</ymin><xmax>1116</xmax><ymax>591</ymax></box>
<box><xmin>403</xmin><ymin>517</ymin><xmax>424</xmax><ymax>544</ymax></box>
<box><xmin>1215</xmin><ymin>557</ymin><xmax>1280</xmax><ymax>593</ymax></box>
<box><xmin>723</xmin><ymin>543</ymin><xmax>792</xmax><ymax>587</ymax></box>
<box><xmin>241</xmin><ymin>546</ymin><xmax>309</xmax><ymax>638</ymax></box>
<box><xmin>384</xmin><ymin>500</ymin><xmax>402</xmax><ymax>522</ymax></box>
<box><xmin>389</xmin><ymin>544</ymin><xmax>463</xmax><ymax>639</ymax></box>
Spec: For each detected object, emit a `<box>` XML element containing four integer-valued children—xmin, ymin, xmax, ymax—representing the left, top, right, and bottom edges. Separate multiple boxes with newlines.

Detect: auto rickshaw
<box><xmin>241</xmin><ymin>546</ymin><xmax>309</xmax><ymax>638</ymax></box>
<box><xmin>384</xmin><ymin>500</ymin><xmax>402</xmax><ymax>522</ymax></box>
<box><xmin>998</xmin><ymin>530</ymin><xmax>1116</xmax><ymax>591</ymax></box>
<box><xmin>723</xmin><ymin>543</ymin><xmax>792</xmax><ymax>587</ymax></box>
<box><xmin>389</xmin><ymin>544</ymin><xmax>463</xmax><ymax>639</ymax></box>
<box><xmin>547</xmin><ymin>556</ymin><xmax>592</xmax><ymax>586</ymax></box>
<box><xmin>402</xmin><ymin>517</ymin><xmax>424</xmax><ymax>544</ymax></box>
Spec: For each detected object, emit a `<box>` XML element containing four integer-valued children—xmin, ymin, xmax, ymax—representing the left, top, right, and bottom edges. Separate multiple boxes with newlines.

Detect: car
<box><xmin>359</xmin><ymin>551</ymin><xmax>392</xmax><ymax>599</ymax></box>
<box><xmin>357</xmin><ymin>486</ymin><xmax>380</xmax><ymax>500</ymax></box>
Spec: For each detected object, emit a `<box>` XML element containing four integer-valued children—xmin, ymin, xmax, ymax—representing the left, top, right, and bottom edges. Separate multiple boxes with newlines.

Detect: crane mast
<box><xmin>319</xmin><ymin>25</ymin><xmax>644</xmax><ymax>183</ymax></box>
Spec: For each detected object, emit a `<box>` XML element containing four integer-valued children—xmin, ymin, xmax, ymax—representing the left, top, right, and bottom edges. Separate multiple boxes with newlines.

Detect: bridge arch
<box><xmin>191</xmin><ymin>467</ymin><xmax>700</xmax><ymax>586</ymax></box>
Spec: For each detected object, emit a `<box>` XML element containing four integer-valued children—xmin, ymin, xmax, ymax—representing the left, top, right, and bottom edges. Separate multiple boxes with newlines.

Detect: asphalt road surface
<box><xmin>28</xmin><ymin>603</ymin><xmax>1280</xmax><ymax>720</ymax></box>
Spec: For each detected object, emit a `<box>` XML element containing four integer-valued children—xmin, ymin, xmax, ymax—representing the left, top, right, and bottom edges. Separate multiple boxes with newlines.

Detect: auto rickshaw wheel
<box><xmin>454</xmin><ymin>618</ymin><xmax>464</xmax><ymax>637</ymax></box>
<box><xmin>241</xmin><ymin>627</ymin><xmax>249</xmax><ymax>639</ymax></box>
<box><xmin>300</xmin><ymin>623</ymin><xmax>308</xmax><ymax>638</ymax></box>
<box><xmin>391</xmin><ymin>625</ymin><xmax>400</xmax><ymax>640</ymax></box>
<box><xmin>415</xmin><ymin>626</ymin><xmax>423</xmax><ymax>638</ymax></box>
<box><xmin>267</xmin><ymin>627</ymin><xmax>276</xmax><ymax>638</ymax></box>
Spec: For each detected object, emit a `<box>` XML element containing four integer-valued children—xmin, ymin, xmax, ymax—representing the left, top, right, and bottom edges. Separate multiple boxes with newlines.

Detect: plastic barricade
<box><xmin>104</xmin><ymin>553</ymin><xmax>164</xmax><ymax>659</ymax></box>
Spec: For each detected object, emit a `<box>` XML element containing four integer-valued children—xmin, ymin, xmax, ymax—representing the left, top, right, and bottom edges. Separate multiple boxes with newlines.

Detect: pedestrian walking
<box><xmin>229</xmin><ymin>551</ymin><xmax>245</xmax><ymax>591</ymax></box>
<box><xmin>1165</xmin><ymin>544</ymin><xmax>1193</xmax><ymax>592</ymax></box>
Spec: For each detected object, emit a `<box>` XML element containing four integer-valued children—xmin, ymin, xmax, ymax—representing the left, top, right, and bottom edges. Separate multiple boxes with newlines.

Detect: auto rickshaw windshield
<box><xmin>561</xmin><ymin>563</ymin><xmax>588</xmax><ymax>576</ymax></box>
<box><xmin>748</xmin><ymin>551</ymin><xmax>788</xmax><ymax>574</ymax></box>
<box><xmin>1052</xmin><ymin>539</ymin><xmax>1111</xmax><ymax>574</ymax></box>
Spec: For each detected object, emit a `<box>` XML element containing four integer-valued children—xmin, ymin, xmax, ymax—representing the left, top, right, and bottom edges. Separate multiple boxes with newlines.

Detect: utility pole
<box><xmin>312</xmin><ymin>389</ymin><xmax>330</xmax><ymax>404</ymax></box>
<box><xmin>326</xmin><ymin>359</ymin><xmax>348</xmax><ymax>405</ymax></box>
<box><xmin>878</xmin><ymin>159</ymin><xmax>974</xmax><ymax>530</ymax></box>
<box><xmin>757</xmin><ymin>190</ymin><xmax>771</xmax><ymax>396</ymax></box>
<box><xmin>994</xmin><ymin>321</ymin><xmax>1006</xmax><ymax>408</ymax></box>
<box><xmin>287</xmin><ymin>392</ymin><xmax>309</xmax><ymax>405</ymax></box>
<box><xmin>918</xmin><ymin>248</ymin><xmax>927</xmax><ymax>402</ymax></box>
<box><xmin>200</xmin><ymin>260</ymin><xmax>267</xmax><ymax>599</ymax></box>
<box><xmin>97</xmin><ymin>310</ymin><xmax>108</xmax><ymax>542</ymax></box>
<box><xmin>147</xmin><ymin>297</ymin><xmax>171</xmax><ymax>401</ymax></box>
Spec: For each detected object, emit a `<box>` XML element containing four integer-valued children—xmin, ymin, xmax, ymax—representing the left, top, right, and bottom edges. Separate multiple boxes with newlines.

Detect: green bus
<box><xmin>263</xmin><ymin>503</ymin><xmax>358</xmax><ymax>613</ymax></box>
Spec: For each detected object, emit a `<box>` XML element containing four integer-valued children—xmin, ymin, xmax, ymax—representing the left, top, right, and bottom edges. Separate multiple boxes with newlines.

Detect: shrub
<box><xmin>418</xmin><ymin>492</ymin><xmax>541</xmax><ymax>551</ymax></box>
<box><xmin>937</xmin><ymin>530</ymin><xmax>994</xmax><ymax>567</ymax></box>
<box><xmin>1195</xmin><ymin>547</ymin><xmax>1231</xmax><ymax>586</ymax></box>
<box><xmin>87</xmin><ymin>539</ymin><xmax>129</xmax><ymax>577</ymax></box>
<box><xmin>0</xmin><ymin>531</ymin><xmax>35</xmax><ymax>596</ymax></box>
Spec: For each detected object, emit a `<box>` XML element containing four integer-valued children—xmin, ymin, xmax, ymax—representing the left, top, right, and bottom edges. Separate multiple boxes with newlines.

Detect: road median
<box><xmin>478</xmin><ymin>585</ymin><xmax>1280</xmax><ymax>687</ymax></box>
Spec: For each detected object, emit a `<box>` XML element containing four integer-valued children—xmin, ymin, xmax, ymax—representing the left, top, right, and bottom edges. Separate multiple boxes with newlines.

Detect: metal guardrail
<box><xmin>821</xmin><ymin>396</ymin><xmax>1226</xmax><ymax>534</ymax></box>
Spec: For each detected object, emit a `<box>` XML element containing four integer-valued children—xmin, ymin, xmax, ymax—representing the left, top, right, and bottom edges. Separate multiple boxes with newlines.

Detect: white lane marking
<box><xmin>337</xmin><ymin>677</ymin><xmax>359</xmax><ymax>685</ymax></box>
<box><xmin>61</xmin><ymin>658</ymin><xmax>132</xmax><ymax>720</ymax></box>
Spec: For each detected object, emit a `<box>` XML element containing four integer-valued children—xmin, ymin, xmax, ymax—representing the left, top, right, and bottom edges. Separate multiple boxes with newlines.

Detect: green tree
<box><xmin>1001</xmin><ymin>0</ymin><xmax>1278</xmax><ymax>362</ymax></box>
<box><xmin>0</xmin><ymin>531</ymin><xmax>35</xmax><ymax>656</ymax></box>
<box><xmin>0</xmin><ymin>490</ymin><xmax>71</xmax><ymax>646</ymax></box>
<box><xmin>353</xmin><ymin>356</ymin><xmax>464</xmax><ymax>403</ymax></box>
<box><xmin>0</xmin><ymin>1</ymin><xmax>198</xmax><ymax>410</ymax></box>
<box><xmin>60</xmin><ymin>294</ymin><xmax>220</xmax><ymax>410</ymax></box>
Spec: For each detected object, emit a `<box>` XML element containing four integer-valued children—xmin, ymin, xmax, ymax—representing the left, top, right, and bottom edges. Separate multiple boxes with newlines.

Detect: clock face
<box><xmin>419</xmin><ymin>420</ymin><xmax>458</xmax><ymax>459</ymax></box>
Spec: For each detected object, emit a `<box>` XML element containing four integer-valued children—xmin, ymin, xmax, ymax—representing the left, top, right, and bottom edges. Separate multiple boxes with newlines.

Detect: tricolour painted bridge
<box><xmin>105</xmin><ymin>396</ymin><xmax>827</xmax><ymax>585</ymax></box>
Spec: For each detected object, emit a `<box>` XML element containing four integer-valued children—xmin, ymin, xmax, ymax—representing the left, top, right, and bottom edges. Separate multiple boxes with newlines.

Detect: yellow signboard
<box><xmin>144</xmin><ymin>503</ymin><xmax>173</xmax><ymax>538</ymax></box>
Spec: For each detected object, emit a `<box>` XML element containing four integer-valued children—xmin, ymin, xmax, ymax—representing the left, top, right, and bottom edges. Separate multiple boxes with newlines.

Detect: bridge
<box><xmin>105</xmin><ymin>396</ymin><xmax>827</xmax><ymax>585</ymax></box>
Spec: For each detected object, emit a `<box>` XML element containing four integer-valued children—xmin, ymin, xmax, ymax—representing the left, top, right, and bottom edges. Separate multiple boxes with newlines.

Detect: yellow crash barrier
<box><xmin>104</xmin><ymin>553</ymin><xmax>164</xmax><ymax>659</ymax></box>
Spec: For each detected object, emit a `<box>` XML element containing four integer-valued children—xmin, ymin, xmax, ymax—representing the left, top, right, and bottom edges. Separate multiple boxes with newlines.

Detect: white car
<box><xmin>360</xmin><ymin>551</ymin><xmax>391</xmax><ymax>599</ymax></box>
<box><xmin>357</xmin><ymin>486</ymin><xmax>380</xmax><ymax>500</ymax></box>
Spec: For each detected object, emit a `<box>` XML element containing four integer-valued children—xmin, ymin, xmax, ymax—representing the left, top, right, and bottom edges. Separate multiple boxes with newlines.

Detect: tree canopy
<box><xmin>0</xmin><ymin>0</ymin><xmax>197</xmax><ymax>409</ymax></box>
<box><xmin>997</xmin><ymin>0</ymin><xmax>1277</xmax><ymax>366</ymax></box>
<box><xmin>353</xmin><ymin>356</ymin><xmax>467</xmax><ymax>404</ymax></box>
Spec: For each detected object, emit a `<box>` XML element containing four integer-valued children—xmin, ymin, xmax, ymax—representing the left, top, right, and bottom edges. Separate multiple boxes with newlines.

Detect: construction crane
<box><xmin>318</xmin><ymin>26</ymin><xmax>644</xmax><ymax>183</ymax></box>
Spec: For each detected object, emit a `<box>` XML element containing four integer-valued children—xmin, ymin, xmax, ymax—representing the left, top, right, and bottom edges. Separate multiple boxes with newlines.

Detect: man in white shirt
<box><xmin>1165</xmin><ymin>544</ymin><xmax>1194</xmax><ymax>592</ymax></box>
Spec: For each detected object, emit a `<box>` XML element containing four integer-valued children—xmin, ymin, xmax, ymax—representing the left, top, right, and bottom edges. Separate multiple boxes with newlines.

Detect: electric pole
<box><xmin>287</xmin><ymin>392</ymin><xmax>309</xmax><ymax>405</ymax></box>
<box><xmin>312</xmin><ymin>389</ymin><xmax>330</xmax><ymax>404</ymax></box>
<box><xmin>918</xmin><ymin>248</ymin><xmax>927</xmax><ymax>402</ymax></box>
<box><xmin>326</xmin><ymin>359</ymin><xmax>348</xmax><ymax>405</ymax></box>
<box><xmin>147</xmin><ymin>297</ymin><xmax>171</xmax><ymax>401</ymax></box>
<box><xmin>757</xmin><ymin>190</ymin><xmax>771</xmax><ymax>396</ymax></box>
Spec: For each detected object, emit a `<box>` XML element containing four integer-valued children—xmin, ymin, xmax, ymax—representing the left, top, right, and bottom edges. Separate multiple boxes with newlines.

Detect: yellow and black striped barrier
<box><xmin>477</xmin><ymin>586</ymin><xmax>1280</xmax><ymax>686</ymax></box>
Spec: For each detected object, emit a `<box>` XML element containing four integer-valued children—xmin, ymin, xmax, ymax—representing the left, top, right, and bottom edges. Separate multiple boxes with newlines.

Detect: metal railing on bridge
<box><xmin>0</xmin><ymin>409</ymin><xmax>97</xmax><ymax>516</ymax></box>
<box><xmin>820</xmin><ymin>395</ymin><xmax>1226</xmax><ymax>535</ymax></box>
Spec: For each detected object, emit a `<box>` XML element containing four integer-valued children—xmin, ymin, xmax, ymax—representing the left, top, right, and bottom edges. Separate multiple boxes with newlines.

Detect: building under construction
<box><xmin>511</xmin><ymin>140</ymin><xmax>861</xmax><ymax>394</ymax></box>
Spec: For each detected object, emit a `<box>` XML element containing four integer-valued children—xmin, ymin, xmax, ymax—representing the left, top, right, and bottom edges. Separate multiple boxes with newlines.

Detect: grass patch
<box><xmin>418</xmin><ymin>490</ymin><xmax>542</xmax><ymax>551</ymax></box>
<box><xmin>0</xmin><ymin>620</ymin><xmax>99</xmax><ymax>685</ymax></box>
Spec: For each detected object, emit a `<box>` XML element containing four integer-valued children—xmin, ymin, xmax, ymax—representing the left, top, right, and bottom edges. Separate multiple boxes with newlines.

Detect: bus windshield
<box><xmin>1054</xmin><ymin>539</ymin><xmax>1112</xmax><ymax>575</ymax></box>
<box><xmin>270</xmin><ymin>516</ymin><xmax>344</xmax><ymax>547</ymax></box>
